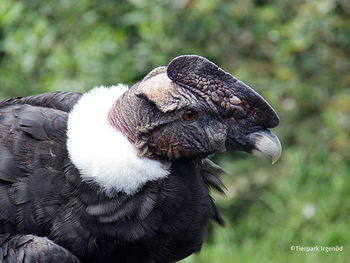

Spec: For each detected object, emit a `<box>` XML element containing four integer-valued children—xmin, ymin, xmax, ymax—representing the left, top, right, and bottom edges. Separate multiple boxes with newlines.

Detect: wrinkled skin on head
<box><xmin>109</xmin><ymin>55</ymin><xmax>281</xmax><ymax>162</ymax></box>
<box><xmin>145</xmin><ymin>93</ymin><xmax>228</xmax><ymax>159</ymax></box>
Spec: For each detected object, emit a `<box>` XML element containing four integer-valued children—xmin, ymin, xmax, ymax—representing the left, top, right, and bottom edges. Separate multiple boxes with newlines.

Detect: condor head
<box><xmin>110</xmin><ymin>55</ymin><xmax>281</xmax><ymax>163</ymax></box>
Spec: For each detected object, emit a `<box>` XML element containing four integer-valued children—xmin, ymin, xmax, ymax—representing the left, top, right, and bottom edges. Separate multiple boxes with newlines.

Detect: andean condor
<box><xmin>0</xmin><ymin>55</ymin><xmax>281</xmax><ymax>263</ymax></box>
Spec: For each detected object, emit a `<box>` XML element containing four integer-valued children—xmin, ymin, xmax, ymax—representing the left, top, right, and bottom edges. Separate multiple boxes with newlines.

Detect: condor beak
<box><xmin>225</xmin><ymin>128</ymin><xmax>282</xmax><ymax>164</ymax></box>
<box><xmin>248</xmin><ymin>129</ymin><xmax>282</xmax><ymax>164</ymax></box>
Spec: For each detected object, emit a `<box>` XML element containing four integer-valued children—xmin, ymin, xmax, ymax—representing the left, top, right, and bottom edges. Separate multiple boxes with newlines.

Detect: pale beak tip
<box><xmin>249</xmin><ymin>130</ymin><xmax>282</xmax><ymax>164</ymax></box>
<box><xmin>272</xmin><ymin>155</ymin><xmax>280</xmax><ymax>165</ymax></box>
<box><xmin>271</xmin><ymin>138</ymin><xmax>282</xmax><ymax>164</ymax></box>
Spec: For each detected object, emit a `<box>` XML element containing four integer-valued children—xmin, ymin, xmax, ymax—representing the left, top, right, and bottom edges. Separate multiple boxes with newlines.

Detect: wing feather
<box><xmin>0</xmin><ymin>103</ymin><xmax>69</xmax><ymax>236</ymax></box>
<box><xmin>0</xmin><ymin>92</ymin><xmax>82</xmax><ymax>112</ymax></box>
<box><xmin>0</xmin><ymin>234</ymin><xmax>81</xmax><ymax>263</ymax></box>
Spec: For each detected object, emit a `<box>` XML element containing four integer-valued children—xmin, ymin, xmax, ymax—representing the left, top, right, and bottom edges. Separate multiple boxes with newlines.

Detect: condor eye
<box><xmin>183</xmin><ymin>110</ymin><xmax>196</xmax><ymax>121</ymax></box>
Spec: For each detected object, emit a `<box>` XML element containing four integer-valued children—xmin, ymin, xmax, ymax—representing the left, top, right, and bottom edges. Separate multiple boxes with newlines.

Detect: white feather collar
<box><xmin>66</xmin><ymin>85</ymin><xmax>170</xmax><ymax>196</ymax></box>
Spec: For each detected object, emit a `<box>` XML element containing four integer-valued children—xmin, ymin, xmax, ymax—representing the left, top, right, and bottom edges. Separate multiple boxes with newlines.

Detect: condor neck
<box><xmin>66</xmin><ymin>85</ymin><xmax>170</xmax><ymax>197</ymax></box>
<box><xmin>108</xmin><ymin>91</ymin><xmax>138</xmax><ymax>145</ymax></box>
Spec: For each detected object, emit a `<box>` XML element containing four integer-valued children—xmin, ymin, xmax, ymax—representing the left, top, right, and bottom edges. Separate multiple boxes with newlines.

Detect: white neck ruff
<box><xmin>66</xmin><ymin>85</ymin><xmax>170</xmax><ymax>196</ymax></box>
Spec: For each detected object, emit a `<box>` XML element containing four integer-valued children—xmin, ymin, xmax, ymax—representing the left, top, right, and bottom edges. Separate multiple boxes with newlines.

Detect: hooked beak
<box><xmin>226</xmin><ymin>128</ymin><xmax>282</xmax><ymax>164</ymax></box>
<box><xmin>248</xmin><ymin>129</ymin><xmax>282</xmax><ymax>164</ymax></box>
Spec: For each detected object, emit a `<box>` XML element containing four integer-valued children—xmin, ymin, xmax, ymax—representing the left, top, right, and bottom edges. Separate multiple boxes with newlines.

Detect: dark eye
<box><xmin>183</xmin><ymin>110</ymin><xmax>196</xmax><ymax>121</ymax></box>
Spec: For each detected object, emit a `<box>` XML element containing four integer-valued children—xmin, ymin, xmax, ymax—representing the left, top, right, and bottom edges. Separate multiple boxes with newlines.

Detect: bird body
<box><xmin>0</xmin><ymin>55</ymin><xmax>281</xmax><ymax>262</ymax></box>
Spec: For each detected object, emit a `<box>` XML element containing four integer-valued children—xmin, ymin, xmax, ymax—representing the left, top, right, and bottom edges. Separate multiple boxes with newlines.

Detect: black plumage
<box><xmin>0</xmin><ymin>55</ymin><xmax>281</xmax><ymax>262</ymax></box>
<box><xmin>0</xmin><ymin>234</ymin><xmax>81</xmax><ymax>263</ymax></box>
<box><xmin>0</xmin><ymin>90</ymin><xmax>225</xmax><ymax>263</ymax></box>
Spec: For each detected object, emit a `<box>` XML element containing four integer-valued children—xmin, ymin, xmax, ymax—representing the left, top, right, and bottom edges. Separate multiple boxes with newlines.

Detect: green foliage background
<box><xmin>1</xmin><ymin>0</ymin><xmax>349</xmax><ymax>262</ymax></box>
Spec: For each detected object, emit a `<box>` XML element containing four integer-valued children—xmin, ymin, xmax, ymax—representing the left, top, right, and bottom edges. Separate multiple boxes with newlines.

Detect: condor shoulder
<box><xmin>0</xmin><ymin>92</ymin><xmax>82</xmax><ymax>113</ymax></box>
<box><xmin>0</xmin><ymin>103</ymin><xmax>69</xmax><ymax>168</ymax></box>
<box><xmin>0</xmin><ymin>104</ymin><xmax>70</xmax><ymax>234</ymax></box>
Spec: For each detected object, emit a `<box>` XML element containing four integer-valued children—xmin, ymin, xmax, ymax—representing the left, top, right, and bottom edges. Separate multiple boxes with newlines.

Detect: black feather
<box><xmin>0</xmin><ymin>81</ymin><xmax>235</xmax><ymax>263</ymax></box>
<box><xmin>0</xmin><ymin>234</ymin><xmax>81</xmax><ymax>263</ymax></box>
